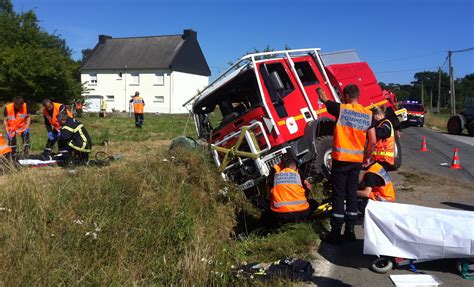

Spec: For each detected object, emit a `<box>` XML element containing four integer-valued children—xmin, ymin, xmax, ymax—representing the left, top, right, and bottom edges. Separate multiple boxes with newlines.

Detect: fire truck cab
<box><xmin>185</xmin><ymin>49</ymin><xmax>406</xmax><ymax>190</ymax></box>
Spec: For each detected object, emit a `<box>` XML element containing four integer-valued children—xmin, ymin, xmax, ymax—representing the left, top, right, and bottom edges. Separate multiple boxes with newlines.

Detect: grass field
<box><xmin>24</xmin><ymin>113</ymin><xmax>197</xmax><ymax>153</ymax></box>
<box><xmin>0</xmin><ymin>113</ymin><xmax>322</xmax><ymax>285</ymax></box>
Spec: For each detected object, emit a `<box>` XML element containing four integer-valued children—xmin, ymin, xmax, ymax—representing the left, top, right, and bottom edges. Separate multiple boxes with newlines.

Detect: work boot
<box><xmin>322</xmin><ymin>229</ymin><xmax>342</xmax><ymax>245</ymax></box>
<box><xmin>343</xmin><ymin>225</ymin><xmax>356</xmax><ymax>242</ymax></box>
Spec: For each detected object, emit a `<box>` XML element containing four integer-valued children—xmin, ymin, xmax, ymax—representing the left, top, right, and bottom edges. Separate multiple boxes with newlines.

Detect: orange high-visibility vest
<box><xmin>372</xmin><ymin>119</ymin><xmax>395</xmax><ymax>166</ymax></box>
<box><xmin>363</xmin><ymin>163</ymin><xmax>395</xmax><ymax>202</ymax></box>
<box><xmin>5</xmin><ymin>103</ymin><xmax>29</xmax><ymax>133</ymax></box>
<box><xmin>132</xmin><ymin>96</ymin><xmax>144</xmax><ymax>114</ymax></box>
<box><xmin>43</xmin><ymin>102</ymin><xmax>73</xmax><ymax>131</ymax></box>
<box><xmin>333</xmin><ymin>103</ymin><xmax>372</xmax><ymax>163</ymax></box>
<box><xmin>270</xmin><ymin>164</ymin><xmax>309</xmax><ymax>213</ymax></box>
<box><xmin>0</xmin><ymin>134</ymin><xmax>12</xmax><ymax>155</ymax></box>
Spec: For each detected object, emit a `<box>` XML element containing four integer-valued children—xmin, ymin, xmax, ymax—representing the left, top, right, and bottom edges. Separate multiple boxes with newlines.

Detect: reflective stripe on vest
<box><xmin>271</xmin><ymin>166</ymin><xmax>309</xmax><ymax>213</ymax></box>
<box><xmin>372</xmin><ymin>119</ymin><xmax>395</xmax><ymax>165</ymax></box>
<box><xmin>333</xmin><ymin>103</ymin><xmax>372</xmax><ymax>163</ymax></box>
<box><xmin>0</xmin><ymin>134</ymin><xmax>12</xmax><ymax>155</ymax></box>
<box><xmin>5</xmin><ymin>103</ymin><xmax>28</xmax><ymax>132</ymax></box>
<box><xmin>62</xmin><ymin>124</ymin><xmax>91</xmax><ymax>152</ymax></box>
<box><xmin>364</xmin><ymin>163</ymin><xmax>395</xmax><ymax>202</ymax></box>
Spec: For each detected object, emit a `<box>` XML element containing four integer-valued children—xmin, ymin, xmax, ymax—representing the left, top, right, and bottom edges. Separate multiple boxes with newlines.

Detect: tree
<box><xmin>412</xmin><ymin>70</ymin><xmax>449</xmax><ymax>108</ymax></box>
<box><xmin>81</xmin><ymin>48</ymin><xmax>93</xmax><ymax>64</ymax></box>
<box><xmin>0</xmin><ymin>0</ymin><xmax>81</xmax><ymax>107</ymax></box>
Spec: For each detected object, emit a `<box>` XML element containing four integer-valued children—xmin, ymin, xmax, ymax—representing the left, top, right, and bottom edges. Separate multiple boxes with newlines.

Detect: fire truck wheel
<box><xmin>392</xmin><ymin>136</ymin><xmax>402</xmax><ymax>170</ymax></box>
<box><xmin>468</xmin><ymin>121</ymin><xmax>474</xmax><ymax>137</ymax></box>
<box><xmin>447</xmin><ymin>116</ymin><xmax>462</xmax><ymax>135</ymax></box>
<box><xmin>313</xmin><ymin>136</ymin><xmax>333</xmax><ymax>174</ymax></box>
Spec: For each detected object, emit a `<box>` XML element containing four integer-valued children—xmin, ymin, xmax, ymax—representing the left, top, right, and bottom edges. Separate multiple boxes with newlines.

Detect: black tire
<box><xmin>371</xmin><ymin>258</ymin><xmax>393</xmax><ymax>274</ymax></box>
<box><xmin>391</xmin><ymin>135</ymin><xmax>402</xmax><ymax>170</ymax></box>
<box><xmin>447</xmin><ymin>116</ymin><xmax>463</xmax><ymax>135</ymax></box>
<box><xmin>468</xmin><ymin>121</ymin><xmax>474</xmax><ymax>137</ymax></box>
<box><xmin>305</xmin><ymin>136</ymin><xmax>333</xmax><ymax>179</ymax></box>
<box><xmin>314</xmin><ymin>135</ymin><xmax>333</xmax><ymax>174</ymax></box>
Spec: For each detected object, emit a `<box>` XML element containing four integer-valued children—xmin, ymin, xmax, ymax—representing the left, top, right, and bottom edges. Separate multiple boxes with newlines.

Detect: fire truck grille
<box><xmin>265</xmin><ymin>155</ymin><xmax>282</xmax><ymax>170</ymax></box>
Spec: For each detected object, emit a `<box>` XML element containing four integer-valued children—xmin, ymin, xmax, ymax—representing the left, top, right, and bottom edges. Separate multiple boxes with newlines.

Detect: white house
<box><xmin>80</xmin><ymin>29</ymin><xmax>210</xmax><ymax>114</ymax></box>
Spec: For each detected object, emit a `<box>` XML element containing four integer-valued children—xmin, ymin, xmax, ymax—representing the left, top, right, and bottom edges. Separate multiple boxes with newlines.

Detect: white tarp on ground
<box><xmin>363</xmin><ymin>201</ymin><xmax>474</xmax><ymax>260</ymax></box>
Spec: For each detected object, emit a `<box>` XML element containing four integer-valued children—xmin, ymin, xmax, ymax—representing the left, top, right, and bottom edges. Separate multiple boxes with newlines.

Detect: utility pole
<box><xmin>437</xmin><ymin>67</ymin><xmax>441</xmax><ymax>113</ymax></box>
<box><xmin>448</xmin><ymin>50</ymin><xmax>455</xmax><ymax>116</ymax></box>
<box><xmin>430</xmin><ymin>89</ymin><xmax>433</xmax><ymax>112</ymax></box>
<box><xmin>421</xmin><ymin>81</ymin><xmax>424</xmax><ymax>105</ymax></box>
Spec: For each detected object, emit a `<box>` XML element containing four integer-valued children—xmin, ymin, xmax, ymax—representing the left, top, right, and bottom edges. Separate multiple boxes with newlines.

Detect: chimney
<box><xmin>99</xmin><ymin>35</ymin><xmax>112</xmax><ymax>44</ymax></box>
<box><xmin>182</xmin><ymin>29</ymin><xmax>196</xmax><ymax>40</ymax></box>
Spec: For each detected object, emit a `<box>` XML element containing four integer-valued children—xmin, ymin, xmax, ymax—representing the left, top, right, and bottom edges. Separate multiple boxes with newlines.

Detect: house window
<box><xmin>154</xmin><ymin>96</ymin><xmax>164</xmax><ymax>103</ymax></box>
<box><xmin>130</xmin><ymin>73</ymin><xmax>140</xmax><ymax>85</ymax></box>
<box><xmin>155</xmin><ymin>72</ymin><xmax>165</xmax><ymax>86</ymax></box>
<box><xmin>106</xmin><ymin>95</ymin><xmax>115</xmax><ymax>102</ymax></box>
<box><xmin>90</xmin><ymin>73</ymin><xmax>97</xmax><ymax>84</ymax></box>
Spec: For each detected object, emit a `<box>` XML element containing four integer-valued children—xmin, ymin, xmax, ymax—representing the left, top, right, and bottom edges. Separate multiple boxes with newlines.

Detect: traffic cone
<box><xmin>420</xmin><ymin>136</ymin><xmax>428</xmax><ymax>152</ymax></box>
<box><xmin>450</xmin><ymin>148</ymin><xmax>462</xmax><ymax>169</ymax></box>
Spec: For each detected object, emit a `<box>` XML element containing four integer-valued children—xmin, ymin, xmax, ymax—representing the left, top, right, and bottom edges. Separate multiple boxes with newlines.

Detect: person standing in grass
<box><xmin>3</xmin><ymin>96</ymin><xmax>31</xmax><ymax>158</ymax></box>
<box><xmin>99</xmin><ymin>96</ymin><xmax>107</xmax><ymax>118</ymax></box>
<box><xmin>130</xmin><ymin>91</ymin><xmax>145</xmax><ymax>128</ymax></box>
<box><xmin>41</xmin><ymin>99</ymin><xmax>73</xmax><ymax>157</ymax></box>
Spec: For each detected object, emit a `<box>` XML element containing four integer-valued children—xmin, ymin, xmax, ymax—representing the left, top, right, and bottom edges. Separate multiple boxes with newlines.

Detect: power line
<box><xmin>377</xmin><ymin>66</ymin><xmax>439</xmax><ymax>74</ymax></box>
<box><xmin>370</xmin><ymin>51</ymin><xmax>444</xmax><ymax>64</ymax></box>
<box><xmin>452</xmin><ymin>47</ymin><xmax>474</xmax><ymax>53</ymax></box>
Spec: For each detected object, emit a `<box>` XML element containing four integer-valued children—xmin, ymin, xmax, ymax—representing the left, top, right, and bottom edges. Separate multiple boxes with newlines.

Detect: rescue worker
<box><xmin>3</xmin><ymin>96</ymin><xmax>31</xmax><ymax>157</ymax></box>
<box><xmin>357</xmin><ymin>162</ymin><xmax>396</xmax><ymax>202</ymax></box>
<box><xmin>263</xmin><ymin>152</ymin><xmax>315</xmax><ymax>227</ymax></box>
<box><xmin>41</xmin><ymin>99</ymin><xmax>73</xmax><ymax>157</ymax></box>
<box><xmin>55</xmin><ymin>112</ymin><xmax>92</xmax><ymax>164</ymax></box>
<box><xmin>75</xmin><ymin>100</ymin><xmax>84</xmax><ymax>117</ymax></box>
<box><xmin>129</xmin><ymin>91</ymin><xmax>145</xmax><ymax>128</ymax></box>
<box><xmin>0</xmin><ymin>132</ymin><xmax>13</xmax><ymax>158</ymax></box>
<box><xmin>371</xmin><ymin>106</ymin><xmax>395</xmax><ymax>171</ymax></box>
<box><xmin>317</xmin><ymin>85</ymin><xmax>376</xmax><ymax>244</ymax></box>
<box><xmin>99</xmin><ymin>96</ymin><xmax>107</xmax><ymax>118</ymax></box>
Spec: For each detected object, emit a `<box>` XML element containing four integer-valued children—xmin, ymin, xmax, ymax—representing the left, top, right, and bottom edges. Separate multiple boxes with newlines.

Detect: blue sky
<box><xmin>12</xmin><ymin>0</ymin><xmax>474</xmax><ymax>84</ymax></box>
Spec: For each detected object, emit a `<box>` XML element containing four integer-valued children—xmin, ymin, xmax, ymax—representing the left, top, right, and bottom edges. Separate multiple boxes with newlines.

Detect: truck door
<box><xmin>258</xmin><ymin>60</ymin><xmax>311</xmax><ymax>140</ymax></box>
<box><xmin>292</xmin><ymin>56</ymin><xmax>336</xmax><ymax>119</ymax></box>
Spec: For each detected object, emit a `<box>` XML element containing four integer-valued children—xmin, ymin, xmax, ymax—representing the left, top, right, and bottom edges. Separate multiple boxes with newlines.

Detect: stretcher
<box><xmin>363</xmin><ymin>200</ymin><xmax>474</xmax><ymax>275</ymax></box>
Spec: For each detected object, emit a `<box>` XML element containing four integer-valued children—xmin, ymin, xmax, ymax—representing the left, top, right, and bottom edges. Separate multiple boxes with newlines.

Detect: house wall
<box><xmin>81</xmin><ymin>70</ymin><xmax>208</xmax><ymax>114</ymax></box>
<box><xmin>170</xmin><ymin>71</ymin><xmax>209</xmax><ymax>114</ymax></box>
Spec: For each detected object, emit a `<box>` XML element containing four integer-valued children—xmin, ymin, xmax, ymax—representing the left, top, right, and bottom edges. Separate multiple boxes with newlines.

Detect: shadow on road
<box><xmin>310</xmin><ymin>276</ymin><xmax>352</xmax><ymax>287</ymax></box>
<box><xmin>317</xmin><ymin>239</ymin><xmax>376</xmax><ymax>270</ymax></box>
<box><xmin>441</xmin><ymin>201</ymin><xmax>474</xmax><ymax>211</ymax></box>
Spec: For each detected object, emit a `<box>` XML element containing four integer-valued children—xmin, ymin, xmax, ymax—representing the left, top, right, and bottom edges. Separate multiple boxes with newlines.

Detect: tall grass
<box><xmin>0</xmin><ymin>147</ymin><xmax>236</xmax><ymax>285</ymax></box>
<box><xmin>424</xmin><ymin>111</ymin><xmax>450</xmax><ymax>131</ymax></box>
<box><xmin>0</xmin><ymin>144</ymin><xmax>321</xmax><ymax>285</ymax></box>
<box><xmin>1</xmin><ymin>115</ymin><xmax>323</xmax><ymax>285</ymax></box>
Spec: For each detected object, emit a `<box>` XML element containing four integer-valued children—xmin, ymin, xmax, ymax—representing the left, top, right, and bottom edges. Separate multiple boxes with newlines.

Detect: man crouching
<box><xmin>262</xmin><ymin>152</ymin><xmax>316</xmax><ymax>227</ymax></box>
<box><xmin>55</xmin><ymin>112</ymin><xmax>92</xmax><ymax>164</ymax></box>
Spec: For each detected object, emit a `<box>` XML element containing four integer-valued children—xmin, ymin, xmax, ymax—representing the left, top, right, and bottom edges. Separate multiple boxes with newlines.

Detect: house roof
<box><xmin>81</xmin><ymin>30</ymin><xmax>211</xmax><ymax>76</ymax></box>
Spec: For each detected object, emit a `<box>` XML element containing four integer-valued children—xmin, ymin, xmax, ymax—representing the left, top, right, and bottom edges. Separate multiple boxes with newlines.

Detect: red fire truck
<box><xmin>184</xmin><ymin>49</ymin><xmax>407</xmax><ymax>191</ymax></box>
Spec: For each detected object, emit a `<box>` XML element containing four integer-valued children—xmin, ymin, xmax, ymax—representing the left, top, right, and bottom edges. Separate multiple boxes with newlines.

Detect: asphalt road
<box><xmin>400</xmin><ymin>127</ymin><xmax>474</xmax><ymax>183</ymax></box>
<box><xmin>309</xmin><ymin>126</ymin><xmax>474</xmax><ymax>287</ymax></box>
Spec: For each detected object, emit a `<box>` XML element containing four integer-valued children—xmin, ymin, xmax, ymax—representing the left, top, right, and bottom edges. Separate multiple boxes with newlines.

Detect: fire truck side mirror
<box><xmin>269</xmin><ymin>71</ymin><xmax>285</xmax><ymax>92</ymax></box>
